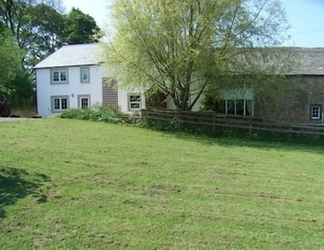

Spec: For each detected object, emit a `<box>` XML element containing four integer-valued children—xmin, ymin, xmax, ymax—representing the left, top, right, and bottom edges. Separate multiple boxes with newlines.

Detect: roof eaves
<box><xmin>34</xmin><ymin>63</ymin><xmax>100</xmax><ymax>70</ymax></box>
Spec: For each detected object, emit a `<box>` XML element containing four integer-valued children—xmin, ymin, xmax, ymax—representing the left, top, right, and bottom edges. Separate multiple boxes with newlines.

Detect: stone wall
<box><xmin>254</xmin><ymin>75</ymin><xmax>324</xmax><ymax>123</ymax></box>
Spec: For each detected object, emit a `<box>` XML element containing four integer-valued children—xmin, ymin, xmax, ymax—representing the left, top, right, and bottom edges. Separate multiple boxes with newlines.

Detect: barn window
<box><xmin>310</xmin><ymin>105</ymin><xmax>322</xmax><ymax>120</ymax></box>
<box><xmin>222</xmin><ymin>89</ymin><xmax>254</xmax><ymax>116</ymax></box>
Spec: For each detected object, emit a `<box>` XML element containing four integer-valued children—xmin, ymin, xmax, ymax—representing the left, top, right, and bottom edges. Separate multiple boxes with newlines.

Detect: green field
<box><xmin>1</xmin><ymin>118</ymin><xmax>324</xmax><ymax>249</ymax></box>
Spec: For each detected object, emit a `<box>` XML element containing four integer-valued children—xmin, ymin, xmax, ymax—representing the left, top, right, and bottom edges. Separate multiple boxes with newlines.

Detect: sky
<box><xmin>63</xmin><ymin>0</ymin><xmax>324</xmax><ymax>47</ymax></box>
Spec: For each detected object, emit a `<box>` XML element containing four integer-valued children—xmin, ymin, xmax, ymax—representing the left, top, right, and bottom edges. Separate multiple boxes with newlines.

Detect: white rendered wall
<box><xmin>101</xmin><ymin>66</ymin><xmax>146</xmax><ymax>114</ymax></box>
<box><xmin>118</xmin><ymin>88</ymin><xmax>146</xmax><ymax>114</ymax></box>
<box><xmin>36</xmin><ymin>65</ymin><xmax>103</xmax><ymax>117</ymax></box>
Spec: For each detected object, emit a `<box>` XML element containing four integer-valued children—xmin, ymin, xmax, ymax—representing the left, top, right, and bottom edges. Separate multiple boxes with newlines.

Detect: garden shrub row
<box><xmin>60</xmin><ymin>107</ymin><xmax>123</xmax><ymax>124</ymax></box>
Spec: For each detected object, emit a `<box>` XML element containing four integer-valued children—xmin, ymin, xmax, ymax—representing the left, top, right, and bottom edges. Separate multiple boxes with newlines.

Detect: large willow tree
<box><xmin>104</xmin><ymin>0</ymin><xmax>294</xmax><ymax>110</ymax></box>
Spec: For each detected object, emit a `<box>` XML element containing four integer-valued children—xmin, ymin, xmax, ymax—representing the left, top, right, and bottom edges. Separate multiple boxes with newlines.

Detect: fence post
<box><xmin>249</xmin><ymin>121</ymin><xmax>252</xmax><ymax>136</ymax></box>
<box><xmin>177</xmin><ymin>110</ymin><xmax>181</xmax><ymax>125</ymax></box>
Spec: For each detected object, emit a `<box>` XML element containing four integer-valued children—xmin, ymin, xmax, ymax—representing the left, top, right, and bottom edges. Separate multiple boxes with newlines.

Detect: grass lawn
<box><xmin>1</xmin><ymin>118</ymin><xmax>324</xmax><ymax>249</ymax></box>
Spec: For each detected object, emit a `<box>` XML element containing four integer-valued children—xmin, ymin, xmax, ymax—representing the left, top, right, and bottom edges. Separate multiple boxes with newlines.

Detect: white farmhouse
<box><xmin>34</xmin><ymin>43</ymin><xmax>145</xmax><ymax>117</ymax></box>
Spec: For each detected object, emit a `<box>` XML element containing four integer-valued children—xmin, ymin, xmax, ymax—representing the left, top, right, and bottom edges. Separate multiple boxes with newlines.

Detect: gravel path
<box><xmin>0</xmin><ymin>117</ymin><xmax>36</xmax><ymax>122</ymax></box>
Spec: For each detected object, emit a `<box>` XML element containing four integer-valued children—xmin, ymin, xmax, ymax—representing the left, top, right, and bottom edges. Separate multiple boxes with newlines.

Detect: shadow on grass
<box><xmin>140</xmin><ymin>123</ymin><xmax>324</xmax><ymax>154</ymax></box>
<box><xmin>0</xmin><ymin>167</ymin><xmax>50</xmax><ymax>219</ymax></box>
<box><xmin>175</xmin><ymin>132</ymin><xmax>324</xmax><ymax>153</ymax></box>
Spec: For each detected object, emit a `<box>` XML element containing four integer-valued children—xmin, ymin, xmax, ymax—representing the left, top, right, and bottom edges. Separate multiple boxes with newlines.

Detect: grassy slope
<box><xmin>0</xmin><ymin>118</ymin><xmax>324</xmax><ymax>249</ymax></box>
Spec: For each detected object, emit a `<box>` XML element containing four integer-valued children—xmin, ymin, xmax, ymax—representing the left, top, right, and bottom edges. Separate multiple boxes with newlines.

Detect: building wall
<box><xmin>163</xmin><ymin>75</ymin><xmax>324</xmax><ymax>124</ymax></box>
<box><xmin>100</xmin><ymin>65</ymin><xmax>146</xmax><ymax>114</ymax></box>
<box><xmin>36</xmin><ymin>65</ymin><xmax>146</xmax><ymax>117</ymax></box>
<box><xmin>254</xmin><ymin>75</ymin><xmax>324</xmax><ymax>123</ymax></box>
<box><xmin>36</xmin><ymin>65</ymin><xmax>103</xmax><ymax>117</ymax></box>
<box><xmin>118</xmin><ymin>88</ymin><xmax>146</xmax><ymax>114</ymax></box>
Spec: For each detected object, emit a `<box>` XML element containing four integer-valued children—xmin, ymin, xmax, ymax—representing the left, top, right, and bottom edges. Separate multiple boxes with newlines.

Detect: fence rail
<box><xmin>141</xmin><ymin>109</ymin><xmax>324</xmax><ymax>137</ymax></box>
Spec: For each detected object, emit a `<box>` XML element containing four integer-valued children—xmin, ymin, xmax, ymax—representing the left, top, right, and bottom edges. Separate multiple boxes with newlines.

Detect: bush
<box><xmin>60</xmin><ymin>107</ymin><xmax>124</xmax><ymax>124</ymax></box>
<box><xmin>60</xmin><ymin>109</ymin><xmax>83</xmax><ymax>119</ymax></box>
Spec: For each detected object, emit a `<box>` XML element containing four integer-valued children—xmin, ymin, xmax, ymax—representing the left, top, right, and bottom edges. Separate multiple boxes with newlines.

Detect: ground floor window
<box><xmin>207</xmin><ymin>89</ymin><xmax>254</xmax><ymax>116</ymax></box>
<box><xmin>221</xmin><ymin>89</ymin><xmax>254</xmax><ymax>116</ymax></box>
<box><xmin>128</xmin><ymin>94</ymin><xmax>141</xmax><ymax>111</ymax></box>
<box><xmin>223</xmin><ymin>99</ymin><xmax>254</xmax><ymax>116</ymax></box>
<box><xmin>78</xmin><ymin>95</ymin><xmax>91</xmax><ymax>109</ymax></box>
<box><xmin>310</xmin><ymin>104</ymin><xmax>322</xmax><ymax>120</ymax></box>
<box><xmin>51</xmin><ymin>96</ymin><xmax>69</xmax><ymax>112</ymax></box>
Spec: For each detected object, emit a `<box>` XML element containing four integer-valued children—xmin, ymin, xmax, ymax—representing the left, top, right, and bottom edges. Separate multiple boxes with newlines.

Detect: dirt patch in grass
<box><xmin>11</xmin><ymin>108</ymin><xmax>38</xmax><ymax>118</ymax></box>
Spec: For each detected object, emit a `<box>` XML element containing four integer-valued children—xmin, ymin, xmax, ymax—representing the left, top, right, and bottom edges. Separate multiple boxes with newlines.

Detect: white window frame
<box><xmin>128</xmin><ymin>94</ymin><xmax>141</xmax><ymax>111</ymax></box>
<box><xmin>78</xmin><ymin>95</ymin><xmax>91</xmax><ymax>109</ymax></box>
<box><xmin>224</xmin><ymin>99</ymin><xmax>254</xmax><ymax>116</ymax></box>
<box><xmin>51</xmin><ymin>69</ymin><xmax>68</xmax><ymax>84</ymax></box>
<box><xmin>80</xmin><ymin>67</ymin><xmax>90</xmax><ymax>83</ymax></box>
<box><xmin>222</xmin><ymin>88</ymin><xmax>254</xmax><ymax>116</ymax></box>
<box><xmin>310</xmin><ymin>105</ymin><xmax>322</xmax><ymax>120</ymax></box>
<box><xmin>51</xmin><ymin>96</ymin><xmax>69</xmax><ymax>113</ymax></box>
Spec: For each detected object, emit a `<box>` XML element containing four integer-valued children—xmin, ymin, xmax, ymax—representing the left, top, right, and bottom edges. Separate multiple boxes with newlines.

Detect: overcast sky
<box><xmin>63</xmin><ymin>0</ymin><xmax>324</xmax><ymax>47</ymax></box>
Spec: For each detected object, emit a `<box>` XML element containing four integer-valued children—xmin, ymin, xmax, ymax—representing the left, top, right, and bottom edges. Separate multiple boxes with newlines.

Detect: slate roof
<box><xmin>293</xmin><ymin>47</ymin><xmax>324</xmax><ymax>75</ymax></box>
<box><xmin>34</xmin><ymin>43</ymin><xmax>324</xmax><ymax>75</ymax></box>
<box><xmin>34</xmin><ymin>43</ymin><xmax>102</xmax><ymax>69</ymax></box>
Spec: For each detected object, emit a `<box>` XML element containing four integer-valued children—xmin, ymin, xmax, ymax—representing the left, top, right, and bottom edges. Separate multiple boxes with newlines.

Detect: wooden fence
<box><xmin>141</xmin><ymin>109</ymin><xmax>324</xmax><ymax>137</ymax></box>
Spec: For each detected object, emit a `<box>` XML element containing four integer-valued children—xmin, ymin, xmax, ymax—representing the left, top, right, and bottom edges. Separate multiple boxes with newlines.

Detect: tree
<box><xmin>24</xmin><ymin>3</ymin><xmax>65</xmax><ymax>65</ymax></box>
<box><xmin>0</xmin><ymin>1</ymin><xmax>100</xmax><ymax>67</ymax></box>
<box><xmin>104</xmin><ymin>0</ymin><xmax>294</xmax><ymax>110</ymax></box>
<box><xmin>0</xmin><ymin>0</ymin><xmax>100</xmax><ymax>107</ymax></box>
<box><xmin>63</xmin><ymin>7</ymin><xmax>100</xmax><ymax>44</ymax></box>
<box><xmin>0</xmin><ymin>0</ymin><xmax>59</xmax><ymax>66</ymax></box>
<box><xmin>0</xmin><ymin>0</ymin><xmax>36</xmax><ymax>48</ymax></box>
<box><xmin>0</xmin><ymin>29</ymin><xmax>24</xmax><ymax>96</ymax></box>
<box><xmin>0</xmin><ymin>1</ymin><xmax>101</xmax><ymax>70</ymax></box>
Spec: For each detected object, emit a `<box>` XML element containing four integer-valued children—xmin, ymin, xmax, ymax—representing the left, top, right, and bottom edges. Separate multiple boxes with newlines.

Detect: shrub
<box><xmin>60</xmin><ymin>107</ymin><xmax>124</xmax><ymax>124</ymax></box>
<box><xmin>60</xmin><ymin>109</ymin><xmax>83</xmax><ymax>119</ymax></box>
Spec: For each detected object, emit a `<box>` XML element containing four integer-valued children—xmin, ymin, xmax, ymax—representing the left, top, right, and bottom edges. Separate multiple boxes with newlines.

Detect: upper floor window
<box><xmin>51</xmin><ymin>69</ymin><xmax>68</xmax><ymax>84</ymax></box>
<box><xmin>80</xmin><ymin>67</ymin><xmax>90</xmax><ymax>83</ymax></box>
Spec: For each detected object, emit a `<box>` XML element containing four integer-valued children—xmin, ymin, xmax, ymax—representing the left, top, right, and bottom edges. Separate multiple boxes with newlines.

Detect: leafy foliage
<box><xmin>0</xmin><ymin>0</ymin><xmax>100</xmax><ymax>104</ymax></box>
<box><xmin>104</xmin><ymin>0</ymin><xmax>294</xmax><ymax>110</ymax></box>
<box><xmin>0</xmin><ymin>1</ymin><xmax>100</xmax><ymax>65</ymax></box>
<box><xmin>24</xmin><ymin>3</ymin><xmax>65</xmax><ymax>64</ymax></box>
<box><xmin>63</xmin><ymin>8</ymin><xmax>100</xmax><ymax>45</ymax></box>
<box><xmin>60</xmin><ymin>107</ymin><xmax>124</xmax><ymax>124</ymax></box>
<box><xmin>0</xmin><ymin>30</ymin><xmax>24</xmax><ymax>96</ymax></box>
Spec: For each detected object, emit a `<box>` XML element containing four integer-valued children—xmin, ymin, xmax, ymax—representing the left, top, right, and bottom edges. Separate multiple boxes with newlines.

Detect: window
<box><xmin>78</xmin><ymin>95</ymin><xmax>91</xmax><ymax>109</ymax></box>
<box><xmin>51</xmin><ymin>96</ymin><xmax>69</xmax><ymax>112</ymax></box>
<box><xmin>129</xmin><ymin>94</ymin><xmax>141</xmax><ymax>111</ymax></box>
<box><xmin>51</xmin><ymin>69</ymin><xmax>68</xmax><ymax>84</ymax></box>
<box><xmin>221</xmin><ymin>89</ymin><xmax>254</xmax><ymax>116</ymax></box>
<box><xmin>223</xmin><ymin>99</ymin><xmax>254</xmax><ymax>116</ymax></box>
<box><xmin>310</xmin><ymin>105</ymin><xmax>322</xmax><ymax>120</ymax></box>
<box><xmin>80</xmin><ymin>67</ymin><xmax>90</xmax><ymax>83</ymax></box>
